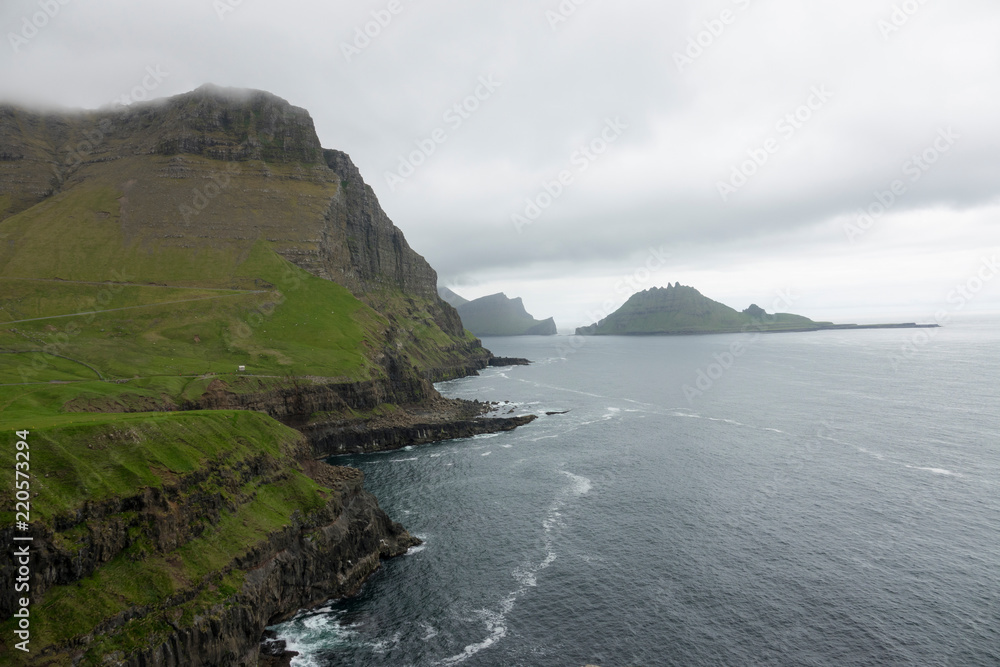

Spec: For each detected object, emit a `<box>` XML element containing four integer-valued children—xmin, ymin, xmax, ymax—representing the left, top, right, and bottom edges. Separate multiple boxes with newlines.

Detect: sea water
<box><xmin>272</xmin><ymin>317</ymin><xmax>1000</xmax><ymax>666</ymax></box>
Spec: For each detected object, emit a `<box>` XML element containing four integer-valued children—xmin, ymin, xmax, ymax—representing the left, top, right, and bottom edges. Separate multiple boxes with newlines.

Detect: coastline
<box><xmin>0</xmin><ymin>360</ymin><xmax>538</xmax><ymax>665</ymax></box>
<box><xmin>303</xmin><ymin>395</ymin><xmax>537</xmax><ymax>457</ymax></box>
<box><xmin>577</xmin><ymin>322</ymin><xmax>941</xmax><ymax>336</ymax></box>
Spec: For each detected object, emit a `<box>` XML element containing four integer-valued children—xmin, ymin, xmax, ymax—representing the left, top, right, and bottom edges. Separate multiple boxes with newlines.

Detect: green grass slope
<box><xmin>0</xmin><ymin>411</ymin><xmax>328</xmax><ymax>665</ymax></box>
<box><xmin>0</xmin><ymin>88</ymin><xmax>486</xmax><ymax>664</ymax></box>
<box><xmin>576</xmin><ymin>284</ymin><xmax>828</xmax><ymax>335</ymax></box>
<box><xmin>0</xmin><ymin>178</ymin><xmax>484</xmax><ymax>423</ymax></box>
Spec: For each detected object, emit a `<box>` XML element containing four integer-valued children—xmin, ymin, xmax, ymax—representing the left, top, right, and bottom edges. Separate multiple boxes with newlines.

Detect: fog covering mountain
<box><xmin>438</xmin><ymin>286</ymin><xmax>469</xmax><ymax>308</ymax></box>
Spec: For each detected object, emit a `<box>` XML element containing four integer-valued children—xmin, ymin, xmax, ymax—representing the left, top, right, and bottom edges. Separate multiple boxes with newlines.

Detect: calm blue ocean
<box><xmin>273</xmin><ymin>317</ymin><xmax>1000</xmax><ymax>666</ymax></box>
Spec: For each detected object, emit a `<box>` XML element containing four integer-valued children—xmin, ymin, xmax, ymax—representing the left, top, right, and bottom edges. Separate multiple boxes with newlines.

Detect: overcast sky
<box><xmin>2</xmin><ymin>0</ymin><xmax>999</xmax><ymax>328</ymax></box>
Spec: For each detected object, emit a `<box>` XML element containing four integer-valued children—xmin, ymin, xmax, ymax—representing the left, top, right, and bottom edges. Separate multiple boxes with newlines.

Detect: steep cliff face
<box><xmin>320</xmin><ymin>147</ymin><xmax>468</xmax><ymax>346</ymax></box>
<box><xmin>0</xmin><ymin>414</ymin><xmax>418</xmax><ymax>666</ymax></box>
<box><xmin>189</xmin><ymin>373</ymin><xmax>434</xmax><ymax>421</ymax></box>
<box><xmin>118</xmin><ymin>468</ymin><xmax>415</xmax><ymax>667</ymax></box>
<box><xmin>0</xmin><ymin>87</ymin><xmax>512</xmax><ymax>665</ymax></box>
<box><xmin>0</xmin><ymin>85</ymin><xmax>481</xmax><ymax>378</ymax></box>
<box><xmin>322</xmin><ymin>149</ymin><xmax>434</xmax><ymax>299</ymax></box>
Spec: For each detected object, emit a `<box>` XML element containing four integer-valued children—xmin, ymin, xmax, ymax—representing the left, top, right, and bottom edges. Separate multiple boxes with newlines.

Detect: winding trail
<box><xmin>0</xmin><ymin>349</ymin><xmax>104</xmax><ymax>380</ymax></box>
<box><xmin>0</xmin><ymin>277</ymin><xmax>264</xmax><ymax>292</ymax></box>
<box><xmin>0</xmin><ymin>292</ymin><xmax>268</xmax><ymax>327</ymax></box>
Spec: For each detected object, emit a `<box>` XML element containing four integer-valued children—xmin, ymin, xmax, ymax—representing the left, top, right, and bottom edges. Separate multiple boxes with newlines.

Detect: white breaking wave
<box><xmin>561</xmin><ymin>470</ymin><xmax>593</xmax><ymax>496</ymax></box>
<box><xmin>434</xmin><ymin>471</ymin><xmax>592</xmax><ymax>666</ymax></box>
<box><xmin>906</xmin><ymin>465</ymin><xmax>962</xmax><ymax>477</ymax></box>
<box><xmin>406</xmin><ymin>534</ymin><xmax>428</xmax><ymax>556</ymax></box>
<box><xmin>516</xmin><ymin>378</ymin><xmax>608</xmax><ymax>399</ymax></box>
<box><xmin>275</xmin><ymin>609</ymin><xmax>359</xmax><ymax>667</ymax></box>
<box><xmin>855</xmin><ymin>446</ymin><xmax>964</xmax><ymax>478</ymax></box>
<box><xmin>436</xmin><ymin>604</ymin><xmax>511</xmax><ymax>666</ymax></box>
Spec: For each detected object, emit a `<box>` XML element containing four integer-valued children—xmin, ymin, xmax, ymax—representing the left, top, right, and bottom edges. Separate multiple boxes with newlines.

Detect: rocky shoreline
<box><xmin>488</xmin><ymin>356</ymin><xmax>532</xmax><ymax>366</ymax></box>
<box><xmin>303</xmin><ymin>395</ymin><xmax>537</xmax><ymax>457</ymax></box>
<box><xmin>0</xmin><ymin>369</ymin><xmax>538</xmax><ymax>665</ymax></box>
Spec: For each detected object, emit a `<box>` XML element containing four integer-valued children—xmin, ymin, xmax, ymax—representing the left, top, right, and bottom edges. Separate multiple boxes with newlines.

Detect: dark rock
<box><xmin>259</xmin><ymin>632</ymin><xmax>298</xmax><ymax>667</ymax></box>
<box><xmin>488</xmin><ymin>357</ymin><xmax>531</xmax><ymax>367</ymax></box>
<box><xmin>306</xmin><ymin>414</ymin><xmax>538</xmax><ymax>457</ymax></box>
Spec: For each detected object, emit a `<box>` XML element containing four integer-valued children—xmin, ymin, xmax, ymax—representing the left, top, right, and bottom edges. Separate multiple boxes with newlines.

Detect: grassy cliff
<box><xmin>0</xmin><ymin>412</ymin><xmax>416</xmax><ymax>665</ymax></box>
<box><xmin>0</xmin><ymin>86</ymin><xmax>495</xmax><ymax>663</ymax></box>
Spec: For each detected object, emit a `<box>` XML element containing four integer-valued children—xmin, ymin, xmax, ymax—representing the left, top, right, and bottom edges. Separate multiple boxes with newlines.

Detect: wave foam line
<box><xmin>434</xmin><ymin>471</ymin><xmax>592</xmax><ymax>666</ymax></box>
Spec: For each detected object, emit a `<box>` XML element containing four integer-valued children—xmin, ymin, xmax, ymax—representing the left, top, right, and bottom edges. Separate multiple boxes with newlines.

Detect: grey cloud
<box><xmin>1</xmin><ymin>0</ymin><xmax>998</xmax><ymax>318</ymax></box>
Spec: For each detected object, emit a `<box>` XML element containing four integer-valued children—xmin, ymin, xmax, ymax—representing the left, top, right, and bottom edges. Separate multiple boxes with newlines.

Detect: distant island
<box><xmin>576</xmin><ymin>283</ymin><xmax>940</xmax><ymax>336</ymax></box>
<box><xmin>439</xmin><ymin>288</ymin><xmax>557</xmax><ymax>336</ymax></box>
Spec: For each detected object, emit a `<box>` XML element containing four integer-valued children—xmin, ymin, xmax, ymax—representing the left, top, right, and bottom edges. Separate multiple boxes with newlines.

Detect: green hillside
<box><xmin>0</xmin><ymin>190</ymin><xmax>388</xmax><ymax>427</ymax></box>
<box><xmin>0</xmin><ymin>88</ymin><xmax>491</xmax><ymax>429</ymax></box>
<box><xmin>0</xmin><ymin>87</ymin><xmax>506</xmax><ymax>664</ymax></box>
<box><xmin>576</xmin><ymin>284</ymin><xmax>827</xmax><ymax>335</ymax></box>
<box><xmin>0</xmin><ymin>411</ymin><xmax>334</xmax><ymax>666</ymax></box>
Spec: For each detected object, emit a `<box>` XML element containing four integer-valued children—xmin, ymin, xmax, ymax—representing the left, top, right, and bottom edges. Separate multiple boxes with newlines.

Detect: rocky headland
<box><xmin>0</xmin><ymin>85</ymin><xmax>535</xmax><ymax>664</ymax></box>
